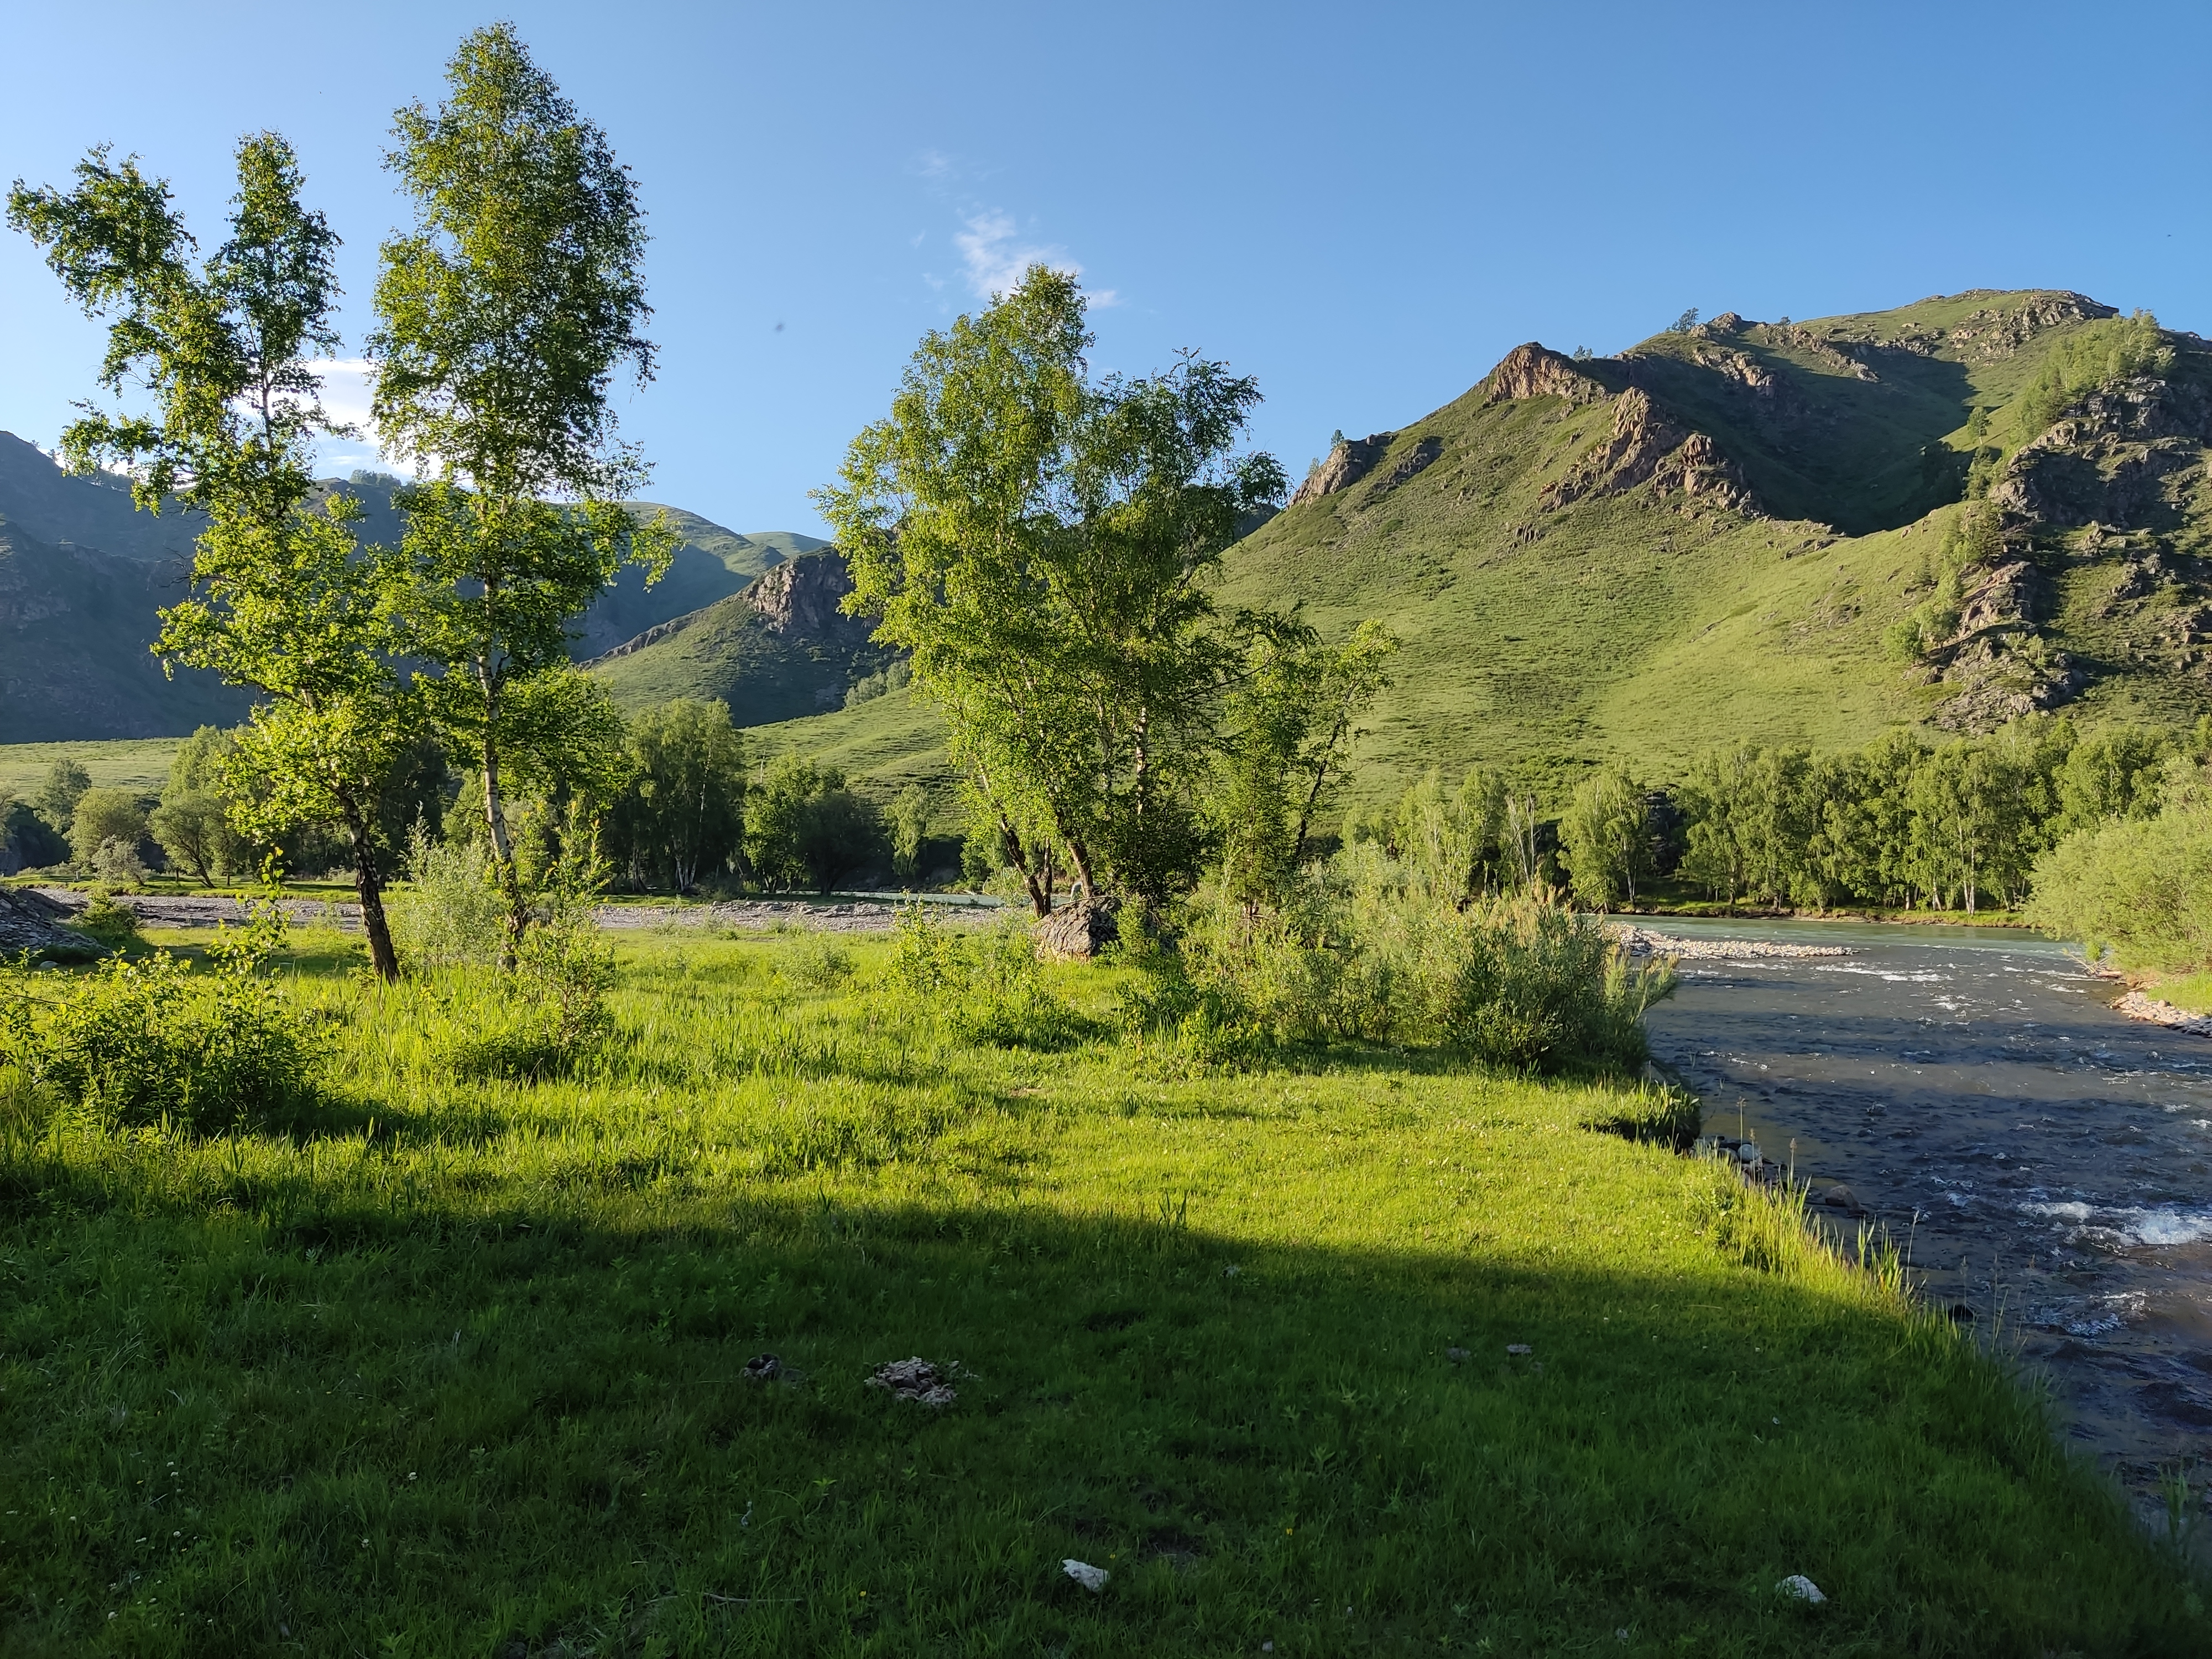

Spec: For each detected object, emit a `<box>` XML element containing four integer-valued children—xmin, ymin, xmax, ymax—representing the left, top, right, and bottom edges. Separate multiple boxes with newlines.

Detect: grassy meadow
<box><xmin>2</xmin><ymin>926</ymin><xmax>2204</xmax><ymax>1656</ymax></box>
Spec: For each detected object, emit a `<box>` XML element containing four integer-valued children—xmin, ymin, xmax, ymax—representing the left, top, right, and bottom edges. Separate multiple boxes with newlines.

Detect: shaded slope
<box><xmin>588</xmin><ymin>550</ymin><xmax>898</xmax><ymax>725</ymax></box>
<box><xmin>0</xmin><ymin>437</ymin><xmax>830</xmax><ymax>737</ymax></box>
<box><xmin>0</xmin><ymin>519</ymin><xmax>249</xmax><ymax>740</ymax></box>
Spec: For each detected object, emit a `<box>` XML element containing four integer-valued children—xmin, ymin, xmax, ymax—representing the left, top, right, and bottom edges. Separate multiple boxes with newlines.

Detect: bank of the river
<box><xmin>2</xmin><ymin>927</ymin><xmax>2203</xmax><ymax>1652</ymax></box>
<box><xmin>1639</xmin><ymin>915</ymin><xmax>2212</xmax><ymax>1545</ymax></box>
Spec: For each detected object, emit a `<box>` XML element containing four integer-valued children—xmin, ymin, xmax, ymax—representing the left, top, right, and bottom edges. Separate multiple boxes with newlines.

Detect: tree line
<box><xmin>1</xmin><ymin>700</ymin><xmax>933</xmax><ymax>899</ymax></box>
<box><xmin>1553</xmin><ymin>717</ymin><xmax>2196</xmax><ymax>914</ymax></box>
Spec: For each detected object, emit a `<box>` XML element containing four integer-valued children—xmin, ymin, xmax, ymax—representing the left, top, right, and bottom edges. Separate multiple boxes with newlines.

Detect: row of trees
<box><xmin>1556</xmin><ymin>718</ymin><xmax>2191</xmax><ymax>914</ymax></box>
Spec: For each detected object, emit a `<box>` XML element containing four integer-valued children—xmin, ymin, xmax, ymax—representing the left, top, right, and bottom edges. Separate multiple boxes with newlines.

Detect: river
<box><xmin>1638</xmin><ymin>916</ymin><xmax>2212</xmax><ymax>1518</ymax></box>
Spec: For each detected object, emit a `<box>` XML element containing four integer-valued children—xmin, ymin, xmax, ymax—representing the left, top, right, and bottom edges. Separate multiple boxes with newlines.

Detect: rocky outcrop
<box><xmin>1991</xmin><ymin>375</ymin><xmax>2212</xmax><ymax>535</ymax></box>
<box><xmin>588</xmin><ymin>549</ymin><xmax>867</xmax><ymax>666</ymax></box>
<box><xmin>1946</xmin><ymin>292</ymin><xmax>2116</xmax><ymax>361</ymax></box>
<box><xmin>1290</xmin><ymin>434</ymin><xmax>1392</xmax><ymax>506</ymax></box>
<box><xmin>747</xmin><ymin>550</ymin><xmax>857</xmax><ymax>637</ymax></box>
<box><xmin>1542</xmin><ymin>389</ymin><xmax>1761</xmax><ymax>516</ymax></box>
<box><xmin>1947</xmin><ymin>560</ymin><xmax>2043</xmax><ymax>644</ymax></box>
<box><xmin>1481</xmin><ymin>343</ymin><xmax>1607</xmax><ymax>406</ymax></box>
<box><xmin>1374</xmin><ymin>436</ymin><xmax>1444</xmax><ymax>492</ymax></box>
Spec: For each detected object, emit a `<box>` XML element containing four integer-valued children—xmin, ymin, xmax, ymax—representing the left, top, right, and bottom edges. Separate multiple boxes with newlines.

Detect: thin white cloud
<box><xmin>955</xmin><ymin>211</ymin><xmax>1082</xmax><ymax>300</ymax></box>
<box><xmin>915</xmin><ymin>149</ymin><xmax>954</xmax><ymax>181</ymax></box>
<box><xmin>300</xmin><ymin>358</ymin><xmax>416</xmax><ymax>479</ymax></box>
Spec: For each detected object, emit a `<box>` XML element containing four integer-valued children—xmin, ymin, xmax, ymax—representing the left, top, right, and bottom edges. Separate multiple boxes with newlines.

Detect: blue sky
<box><xmin>3</xmin><ymin>1</ymin><xmax>2207</xmax><ymax>536</ymax></box>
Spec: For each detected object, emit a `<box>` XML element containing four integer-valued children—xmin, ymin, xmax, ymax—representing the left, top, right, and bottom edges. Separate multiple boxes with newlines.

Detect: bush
<box><xmin>0</xmin><ymin>902</ymin><xmax>320</xmax><ymax>1131</ymax></box>
<box><xmin>392</xmin><ymin>825</ymin><xmax>509</xmax><ymax>969</ymax></box>
<box><xmin>445</xmin><ymin>910</ymin><xmax>618</xmax><ymax>1082</ymax></box>
<box><xmin>1155</xmin><ymin>846</ymin><xmax>1673</xmax><ymax>1074</ymax></box>
<box><xmin>780</xmin><ymin>932</ymin><xmax>856</xmax><ymax>990</ymax></box>
<box><xmin>69</xmin><ymin>886</ymin><xmax>144</xmax><ymax>950</ymax></box>
<box><xmin>889</xmin><ymin>904</ymin><xmax>1087</xmax><ymax>1048</ymax></box>
<box><xmin>88</xmin><ymin>837</ymin><xmax>149</xmax><ymax>886</ymax></box>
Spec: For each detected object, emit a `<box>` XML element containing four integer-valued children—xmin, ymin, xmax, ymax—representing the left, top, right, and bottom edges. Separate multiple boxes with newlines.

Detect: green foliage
<box><xmin>33</xmin><ymin>759</ymin><xmax>90</xmax><ymax>830</ymax></box>
<box><xmin>1212</xmin><ymin>617</ymin><xmax>1397</xmax><ymax>903</ymax></box>
<box><xmin>148</xmin><ymin>726</ymin><xmax>251</xmax><ymax>885</ymax></box>
<box><xmin>1670</xmin><ymin>717</ymin><xmax>2132</xmax><ymax>913</ymax></box>
<box><xmin>888</xmin><ymin>785</ymin><xmax>930</xmax><ymax>881</ymax></box>
<box><xmin>0</xmin><ymin>902</ymin><xmax>317</xmax><ymax>1132</ymax></box>
<box><xmin>2027</xmin><ymin>759</ymin><xmax>2212</xmax><ymax>971</ymax></box>
<box><xmin>887</xmin><ymin>904</ymin><xmax>1086</xmax><ymax>1048</ymax></box>
<box><xmin>823</xmin><ymin>266</ymin><xmax>1291</xmax><ymax>911</ymax></box>
<box><xmin>371</xmin><ymin>24</ymin><xmax>675</xmax><ymax>960</ymax></box>
<box><xmin>11</xmin><ymin>129</ymin><xmax>416</xmax><ymax>977</ymax></box>
<box><xmin>603</xmin><ymin>697</ymin><xmax>747</xmax><ymax>891</ymax></box>
<box><xmin>1156</xmin><ymin>846</ymin><xmax>1672</xmax><ymax>1074</ymax></box>
<box><xmin>67</xmin><ymin>887</ymin><xmax>143</xmax><ymax>951</ymax></box>
<box><xmin>744</xmin><ymin>756</ymin><xmax>884</xmax><ymax>893</ymax></box>
<box><xmin>67</xmin><ymin>787</ymin><xmax>147</xmax><ymax>869</ymax></box>
<box><xmin>445</xmin><ymin>912</ymin><xmax>617</xmax><ymax>1082</ymax></box>
<box><xmin>844</xmin><ymin>658</ymin><xmax>911</xmax><ymax>708</ymax></box>
<box><xmin>1559</xmin><ymin>763</ymin><xmax>1651</xmax><ymax>909</ymax></box>
<box><xmin>391</xmin><ymin>823</ymin><xmax>509</xmax><ymax>971</ymax></box>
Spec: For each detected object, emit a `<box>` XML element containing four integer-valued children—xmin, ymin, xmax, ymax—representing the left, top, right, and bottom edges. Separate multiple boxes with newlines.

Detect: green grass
<box><xmin>0</xmin><ymin>737</ymin><xmax>183</xmax><ymax>799</ymax></box>
<box><xmin>2144</xmin><ymin>970</ymin><xmax>2212</xmax><ymax>1015</ymax></box>
<box><xmin>2</xmin><ymin>928</ymin><xmax>2203</xmax><ymax>1655</ymax></box>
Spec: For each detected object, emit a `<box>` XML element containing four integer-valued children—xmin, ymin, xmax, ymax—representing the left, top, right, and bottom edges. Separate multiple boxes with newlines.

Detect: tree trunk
<box><xmin>998</xmin><ymin>813</ymin><xmax>1050</xmax><ymax>917</ymax></box>
<box><xmin>339</xmin><ymin>791</ymin><xmax>401</xmax><ymax>982</ymax></box>
<box><xmin>477</xmin><ymin>666</ymin><xmax>525</xmax><ymax>971</ymax></box>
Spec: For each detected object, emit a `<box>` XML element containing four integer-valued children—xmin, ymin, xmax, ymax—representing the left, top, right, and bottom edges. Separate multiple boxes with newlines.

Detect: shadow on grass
<box><xmin>2</xmin><ymin>1177</ymin><xmax>2204</xmax><ymax>1657</ymax></box>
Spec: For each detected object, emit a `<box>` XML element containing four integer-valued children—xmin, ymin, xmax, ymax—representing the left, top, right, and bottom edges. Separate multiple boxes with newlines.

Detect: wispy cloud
<box><xmin>301</xmin><ymin>358</ymin><xmax>415</xmax><ymax>479</ymax></box>
<box><xmin>954</xmin><ymin>211</ymin><xmax>1102</xmax><ymax>301</ymax></box>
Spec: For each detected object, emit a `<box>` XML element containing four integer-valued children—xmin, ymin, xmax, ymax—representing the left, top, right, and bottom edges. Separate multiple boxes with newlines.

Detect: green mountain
<box><xmin>754</xmin><ymin>288</ymin><xmax>2212</xmax><ymax>804</ymax></box>
<box><xmin>0</xmin><ymin>517</ymin><xmax>250</xmax><ymax>741</ymax></box>
<box><xmin>0</xmin><ymin>434</ymin><xmax>826</xmax><ymax>739</ymax></box>
<box><xmin>588</xmin><ymin>550</ymin><xmax>898</xmax><ymax>724</ymax></box>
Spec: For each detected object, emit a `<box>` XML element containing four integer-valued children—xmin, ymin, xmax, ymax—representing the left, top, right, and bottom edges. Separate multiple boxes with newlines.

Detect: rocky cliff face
<box><xmin>1533</xmin><ymin>388</ymin><xmax>1762</xmax><ymax>518</ymax></box>
<box><xmin>1290</xmin><ymin>433</ymin><xmax>1395</xmax><ymax>505</ymax></box>
<box><xmin>1480</xmin><ymin>343</ymin><xmax>1606</xmax><ymax>406</ymax></box>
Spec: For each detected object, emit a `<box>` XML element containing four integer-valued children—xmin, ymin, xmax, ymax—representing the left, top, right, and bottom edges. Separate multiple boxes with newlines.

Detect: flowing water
<box><xmin>1639</xmin><ymin>917</ymin><xmax>2212</xmax><ymax>1514</ymax></box>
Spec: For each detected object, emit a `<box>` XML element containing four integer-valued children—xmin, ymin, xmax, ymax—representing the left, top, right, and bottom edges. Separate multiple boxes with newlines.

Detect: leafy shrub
<box><xmin>889</xmin><ymin>905</ymin><xmax>1088</xmax><ymax>1048</ymax></box>
<box><xmin>68</xmin><ymin>886</ymin><xmax>144</xmax><ymax>951</ymax></box>
<box><xmin>0</xmin><ymin>901</ymin><xmax>320</xmax><ymax>1131</ymax></box>
<box><xmin>88</xmin><ymin>837</ymin><xmax>149</xmax><ymax>886</ymax></box>
<box><xmin>392</xmin><ymin>824</ymin><xmax>509</xmax><ymax>969</ymax></box>
<box><xmin>1155</xmin><ymin>846</ymin><xmax>1673</xmax><ymax>1074</ymax></box>
<box><xmin>445</xmin><ymin>910</ymin><xmax>618</xmax><ymax>1082</ymax></box>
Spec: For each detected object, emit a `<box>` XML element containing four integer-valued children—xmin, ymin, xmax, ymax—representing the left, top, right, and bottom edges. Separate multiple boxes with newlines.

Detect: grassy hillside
<box><xmin>590</xmin><ymin>551</ymin><xmax>900</xmax><ymax>727</ymax></box>
<box><xmin>0</xmin><ymin>519</ymin><xmax>252</xmax><ymax>743</ymax></box>
<box><xmin>0</xmin><ymin>436</ymin><xmax>830</xmax><ymax>737</ymax></box>
<box><xmin>1212</xmin><ymin>289</ymin><xmax>2212</xmax><ymax>798</ymax></box>
<box><xmin>0</xmin><ymin>736</ymin><xmax>182</xmax><ymax>797</ymax></box>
